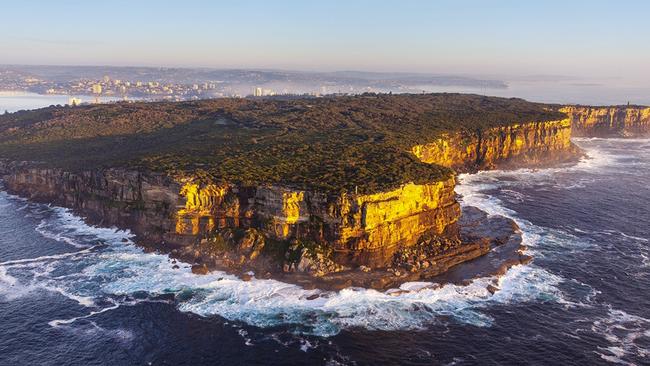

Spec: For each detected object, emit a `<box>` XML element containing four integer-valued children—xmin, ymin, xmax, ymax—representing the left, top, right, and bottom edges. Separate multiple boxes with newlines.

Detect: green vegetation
<box><xmin>0</xmin><ymin>93</ymin><xmax>564</xmax><ymax>194</ymax></box>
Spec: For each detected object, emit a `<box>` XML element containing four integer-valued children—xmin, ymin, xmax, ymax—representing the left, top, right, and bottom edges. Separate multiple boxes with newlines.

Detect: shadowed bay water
<box><xmin>0</xmin><ymin>137</ymin><xmax>649</xmax><ymax>365</ymax></box>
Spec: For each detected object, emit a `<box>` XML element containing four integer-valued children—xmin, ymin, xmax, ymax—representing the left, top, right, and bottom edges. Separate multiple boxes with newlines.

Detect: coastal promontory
<box><xmin>0</xmin><ymin>94</ymin><xmax>582</xmax><ymax>288</ymax></box>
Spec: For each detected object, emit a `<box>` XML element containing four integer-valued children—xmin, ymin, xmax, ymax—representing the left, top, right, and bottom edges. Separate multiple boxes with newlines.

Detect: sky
<box><xmin>1</xmin><ymin>0</ymin><xmax>649</xmax><ymax>83</ymax></box>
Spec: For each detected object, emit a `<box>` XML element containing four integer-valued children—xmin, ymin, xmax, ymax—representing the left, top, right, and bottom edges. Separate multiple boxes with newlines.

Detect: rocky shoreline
<box><xmin>152</xmin><ymin>206</ymin><xmax>527</xmax><ymax>291</ymax></box>
<box><xmin>0</xmin><ymin>174</ymin><xmax>525</xmax><ymax>291</ymax></box>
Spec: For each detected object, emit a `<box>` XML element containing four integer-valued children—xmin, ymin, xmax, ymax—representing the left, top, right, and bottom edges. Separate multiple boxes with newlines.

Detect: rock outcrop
<box><xmin>561</xmin><ymin>106</ymin><xmax>650</xmax><ymax>137</ymax></box>
<box><xmin>412</xmin><ymin>118</ymin><xmax>579</xmax><ymax>170</ymax></box>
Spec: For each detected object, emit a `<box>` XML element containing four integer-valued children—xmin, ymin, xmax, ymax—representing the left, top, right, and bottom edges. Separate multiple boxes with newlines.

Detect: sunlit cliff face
<box><xmin>180</xmin><ymin>184</ymin><xmax>229</xmax><ymax>212</ymax></box>
<box><xmin>175</xmin><ymin>183</ymin><xmax>236</xmax><ymax>236</ymax></box>
<box><xmin>561</xmin><ymin>106</ymin><xmax>650</xmax><ymax>137</ymax></box>
<box><xmin>281</xmin><ymin>191</ymin><xmax>304</xmax><ymax>224</ymax></box>
<box><xmin>412</xmin><ymin>119</ymin><xmax>573</xmax><ymax>169</ymax></box>
<box><xmin>336</xmin><ymin>179</ymin><xmax>458</xmax><ymax>252</ymax></box>
<box><xmin>173</xmin><ymin>179</ymin><xmax>458</xmax><ymax>245</ymax></box>
<box><xmin>257</xmin><ymin>189</ymin><xmax>307</xmax><ymax>238</ymax></box>
<box><xmin>175</xmin><ymin>183</ymin><xmax>308</xmax><ymax>239</ymax></box>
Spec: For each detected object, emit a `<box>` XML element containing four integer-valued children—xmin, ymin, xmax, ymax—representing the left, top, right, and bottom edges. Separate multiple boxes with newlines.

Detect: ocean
<box><xmin>0</xmin><ymin>99</ymin><xmax>648</xmax><ymax>365</ymax></box>
<box><xmin>0</xmin><ymin>92</ymin><xmax>128</xmax><ymax>114</ymax></box>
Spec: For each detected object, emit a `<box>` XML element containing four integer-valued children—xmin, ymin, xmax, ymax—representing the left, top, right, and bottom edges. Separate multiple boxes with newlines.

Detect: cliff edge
<box><xmin>561</xmin><ymin>106</ymin><xmax>650</xmax><ymax>137</ymax></box>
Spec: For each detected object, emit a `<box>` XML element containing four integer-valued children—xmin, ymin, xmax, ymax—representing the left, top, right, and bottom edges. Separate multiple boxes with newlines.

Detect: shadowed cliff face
<box><xmin>561</xmin><ymin>106</ymin><xmax>650</xmax><ymax>137</ymax></box>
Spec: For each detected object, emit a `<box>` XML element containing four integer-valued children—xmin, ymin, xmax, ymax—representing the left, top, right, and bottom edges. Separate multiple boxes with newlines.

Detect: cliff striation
<box><xmin>561</xmin><ymin>106</ymin><xmax>650</xmax><ymax>137</ymax></box>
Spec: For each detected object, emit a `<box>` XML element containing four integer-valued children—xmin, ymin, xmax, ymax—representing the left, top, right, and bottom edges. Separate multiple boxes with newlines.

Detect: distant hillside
<box><xmin>1</xmin><ymin>65</ymin><xmax>507</xmax><ymax>88</ymax></box>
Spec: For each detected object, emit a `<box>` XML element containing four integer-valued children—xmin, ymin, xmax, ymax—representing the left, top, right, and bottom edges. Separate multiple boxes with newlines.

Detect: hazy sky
<box><xmin>2</xmin><ymin>0</ymin><xmax>649</xmax><ymax>82</ymax></box>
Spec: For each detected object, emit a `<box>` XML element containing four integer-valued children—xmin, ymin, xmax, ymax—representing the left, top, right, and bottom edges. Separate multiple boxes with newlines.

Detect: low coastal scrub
<box><xmin>0</xmin><ymin>93</ymin><xmax>564</xmax><ymax>193</ymax></box>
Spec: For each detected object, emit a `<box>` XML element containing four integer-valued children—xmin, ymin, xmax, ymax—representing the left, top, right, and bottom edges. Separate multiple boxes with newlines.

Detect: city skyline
<box><xmin>1</xmin><ymin>0</ymin><xmax>649</xmax><ymax>84</ymax></box>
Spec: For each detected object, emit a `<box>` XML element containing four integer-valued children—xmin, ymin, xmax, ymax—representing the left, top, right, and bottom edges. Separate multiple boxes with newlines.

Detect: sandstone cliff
<box><xmin>174</xmin><ymin>179</ymin><xmax>460</xmax><ymax>267</ymax></box>
<box><xmin>412</xmin><ymin>119</ymin><xmax>578</xmax><ymax>170</ymax></box>
<box><xmin>0</xmin><ymin>117</ymin><xmax>578</xmax><ymax>274</ymax></box>
<box><xmin>561</xmin><ymin>106</ymin><xmax>650</xmax><ymax>137</ymax></box>
<box><xmin>0</xmin><ymin>163</ymin><xmax>459</xmax><ymax>268</ymax></box>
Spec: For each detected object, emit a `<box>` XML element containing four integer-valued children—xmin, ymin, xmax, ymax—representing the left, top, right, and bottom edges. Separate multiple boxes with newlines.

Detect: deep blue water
<box><xmin>1</xmin><ymin>137</ymin><xmax>649</xmax><ymax>365</ymax></box>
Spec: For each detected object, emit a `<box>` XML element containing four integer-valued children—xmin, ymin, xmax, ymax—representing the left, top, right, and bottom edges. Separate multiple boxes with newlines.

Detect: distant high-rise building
<box><xmin>254</xmin><ymin>87</ymin><xmax>263</xmax><ymax>97</ymax></box>
<box><xmin>103</xmin><ymin>75</ymin><xmax>110</xmax><ymax>83</ymax></box>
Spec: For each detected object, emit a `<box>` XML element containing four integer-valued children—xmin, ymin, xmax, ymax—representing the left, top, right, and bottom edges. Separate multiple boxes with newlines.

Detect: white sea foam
<box><xmin>500</xmin><ymin>189</ymin><xmax>526</xmax><ymax>202</ymax></box>
<box><xmin>10</xmin><ymin>222</ymin><xmax>567</xmax><ymax>337</ymax></box>
<box><xmin>592</xmin><ymin>308</ymin><xmax>650</xmax><ymax>363</ymax></box>
<box><xmin>299</xmin><ymin>338</ymin><xmax>316</xmax><ymax>352</ymax></box>
<box><xmin>0</xmin><ymin>266</ymin><xmax>20</xmax><ymax>299</ymax></box>
<box><xmin>76</xmin><ymin>321</ymin><xmax>136</xmax><ymax>344</ymax></box>
<box><xmin>0</xmin><ymin>245</ymin><xmax>100</xmax><ymax>267</ymax></box>
<box><xmin>49</xmin><ymin>301</ymin><xmax>122</xmax><ymax>327</ymax></box>
<box><xmin>35</xmin><ymin>220</ymin><xmax>87</xmax><ymax>248</ymax></box>
<box><xmin>2</xmin><ymin>203</ymin><xmax>557</xmax><ymax>335</ymax></box>
<box><xmin>48</xmin><ymin>297</ymin><xmax>172</xmax><ymax>328</ymax></box>
<box><xmin>40</xmin><ymin>208</ymin><xmax>134</xmax><ymax>244</ymax></box>
<box><xmin>455</xmin><ymin>138</ymin><xmax>650</xmax><ymax>363</ymax></box>
<box><xmin>612</xmin><ymin>231</ymin><xmax>649</xmax><ymax>243</ymax></box>
<box><xmin>0</xmin><ymin>265</ymin><xmax>41</xmax><ymax>300</ymax></box>
<box><xmin>48</xmin><ymin>286</ymin><xmax>96</xmax><ymax>307</ymax></box>
<box><xmin>88</xmin><ymin>248</ymin><xmax>564</xmax><ymax>336</ymax></box>
<box><xmin>641</xmin><ymin>253</ymin><xmax>650</xmax><ymax>268</ymax></box>
<box><xmin>237</xmin><ymin>329</ymin><xmax>254</xmax><ymax>346</ymax></box>
<box><xmin>15</xmin><ymin>203</ymin><xmax>29</xmax><ymax>211</ymax></box>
